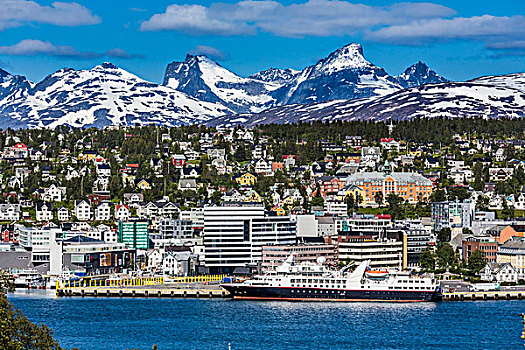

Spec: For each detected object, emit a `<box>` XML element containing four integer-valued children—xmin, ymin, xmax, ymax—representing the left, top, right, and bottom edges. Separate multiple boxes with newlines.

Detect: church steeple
<box><xmin>383</xmin><ymin>160</ymin><xmax>392</xmax><ymax>176</ymax></box>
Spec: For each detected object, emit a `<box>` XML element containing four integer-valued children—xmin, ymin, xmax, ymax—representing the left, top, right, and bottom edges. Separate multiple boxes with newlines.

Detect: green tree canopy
<box><xmin>436</xmin><ymin>242</ymin><xmax>456</xmax><ymax>268</ymax></box>
<box><xmin>467</xmin><ymin>249</ymin><xmax>487</xmax><ymax>274</ymax></box>
<box><xmin>437</xmin><ymin>227</ymin><xmax>452</xmax><ymax>244</ymax></box>
<box><xmin>0</xmin><ymin>269</ymin><xmax>64</xmax><ymax>350</ymax></box>
<box><xmin>419</xmin><ymin>248</ymin><xmax>436</xmax><ymax>271</ymax></box>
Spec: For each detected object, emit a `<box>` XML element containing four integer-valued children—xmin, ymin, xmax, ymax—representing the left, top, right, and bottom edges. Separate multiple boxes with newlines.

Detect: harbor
<box><xmin>9</xmin><ymin>290</ymin><xmax>525</xmax><ymax>350</ymax></box>
<box><xmin>50</xmin><ymin>271</ymin><xmax>525</xmax><ymax>302</ymax></box>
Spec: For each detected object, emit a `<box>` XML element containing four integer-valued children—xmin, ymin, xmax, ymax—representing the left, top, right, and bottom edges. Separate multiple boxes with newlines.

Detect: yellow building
<box><xmin>234</xmin><ymin>173</ymin><xmax>257</xmax><ymax>186</ymax></box>
<box><xmin>136</xmin><ymin>179</ymin><xmax>152</xmax><ymax>190</ymax></box>
<box><xmin>244</xmin><ymin>189</ymin><xmax>261</xmax><ymax>202</ymax></box>
<box><xmin>339</xmin><ymin>184</ymin><xmax>366</xmax><ymax>206</ymax></box>
<box><xmin>271</xmin><ymin>204</ymin><xmax>286</xmax><ymax>216</ymax></box>
<box><xmin>409</xmin><ymin>148</ymin><xmax>423</xmax><ymax>157</ymax></box>
<box><xmin>78</xmin><ymin>150</ymin><xmax>98</xmax><ymax>162</ymax></box>
<box><xmin>281</xmin><ymin>196</ymin><xmax>295</xmax><ymax>207</ymax></box>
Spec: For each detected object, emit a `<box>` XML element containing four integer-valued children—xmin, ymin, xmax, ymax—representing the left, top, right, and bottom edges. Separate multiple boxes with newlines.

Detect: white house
<box><xmin>0</xmin><ymin>204</ymin><xmax>20</xmax><ymax>221</ymax></box>
<box><xmin>115</xmin><ymin>204</ymin><xmax>131</xmax><ymax>221</ymax></box>
<box><xmin>123</xmin><ymin>193</ymin><xmax>143</xmax><ymax>206</ymax></box>
<box><xmin>57</xmin><ymin>207</ymin><xmax>71</xmax><ymax>222</ymax></box>
<box><xmin>254</xmin><ymin>159</ymin><xmax>272</xmax><ymax>175</ymax></box>
<box><xmin>480</xmin><ymin>262</ymin><xmax>518</xmax><ymax>283</ymax></box>
<box><xmin>74</xmin><ymin>200</ymin><xmax>92</xmax><ymax>221</ymax></box>
<box><xmin>96</xmin><ymin>164</ymin><xmax>111</xmax><ymax>177</ymax></box>
<box><xmin>95</xmin><ymin>202</ymin><xmax>111</xmax><ymax>221</ymax></box>
<box><xmin>42</xmin><ymin>184</ymin><xmax>64</xmax><ymax>202</ymax></box>
<box><xmin>162</xmin><ymin>251</ymin><xmax>198</xmax><ymax>276</ymax></box>
<box><xmin>36</xmin><ymin>202</ymin><xmax>53</xmax><ymax>222</ymax></box>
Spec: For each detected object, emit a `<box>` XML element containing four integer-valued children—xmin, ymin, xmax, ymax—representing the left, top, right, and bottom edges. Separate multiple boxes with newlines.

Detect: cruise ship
<box><xmin>222</xmin><ymin>255</ymin><xmax>441</xmax><ymax>302</ymax></box>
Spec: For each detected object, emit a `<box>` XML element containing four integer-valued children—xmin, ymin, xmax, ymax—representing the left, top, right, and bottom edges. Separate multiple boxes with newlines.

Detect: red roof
<box><xmin>381</xmin><ymin>138</ymin><xmax>394</xmax><ymax>142</ymax></box>
<box><xmin>13</xmin><ymin>143</ymin><xmax>28</xmax><ymax>149</ymax></box>
<box><xmin>376</xmin><ymin>214</ymin><xmax>391</xmax><ymax>219</ymax></box>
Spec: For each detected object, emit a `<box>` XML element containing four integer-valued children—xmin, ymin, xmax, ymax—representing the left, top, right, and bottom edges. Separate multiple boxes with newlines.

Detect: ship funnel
<box><xmin>276</xmin><ymin>253</ymin><xmax>295</xmax><ymax>273</ymax></box>
<box><xmin>348</xmin><ymin>260</ymin><xmax>370</xmax><ymax>281</ymax></box>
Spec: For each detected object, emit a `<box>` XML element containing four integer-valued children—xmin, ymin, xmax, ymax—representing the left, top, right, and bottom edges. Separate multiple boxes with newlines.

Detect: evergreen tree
<box><xmin>374</xmin><ymin>191</ymin><xmax>384</xmax><ymax>207</ymax></box>
<box><xmin>0</xmin><ymin>269</ymin><xmax>64</xmax><ymax>350</ymax></box>
<box><xmin>436</xmin><ymin>243</ymin><xmax>456</xmax><ymax>268</ymax></box>
<box><xmin>467</xmin><ymin>249</ymin><xmax>486</xmax><ymax>274</ymax></box>
<box><xmin>419</xmin><ymin>248</ymin><xmax>436</xmax><ymax>270</ymax></box>
<box><xmin>437</xmin><ymin>227</ymin><xmax>452</xmax><ymax>244</ymax></box>
<box><xmin>386</xmin><ymin>194</ymin><xmax>404</xmax><ymax>220</ymax></box>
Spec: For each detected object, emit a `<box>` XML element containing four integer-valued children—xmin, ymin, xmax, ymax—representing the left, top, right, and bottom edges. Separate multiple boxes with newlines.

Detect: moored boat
<box><xmin>14</xmin><ymin>269</ymin><xmax>45</xmax><ymax>289</ymax></box>
<box><xmin>222</xmin><ymin>254</ymin><xmax>441</xmax><ymax>302</ymax></box>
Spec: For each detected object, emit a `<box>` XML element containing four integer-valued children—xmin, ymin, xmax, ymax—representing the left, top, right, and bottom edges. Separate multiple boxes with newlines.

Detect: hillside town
<box><xmin>2</xmin><ymin>119</ymin><xmax>525</xmax><ymax>287</ymax></box>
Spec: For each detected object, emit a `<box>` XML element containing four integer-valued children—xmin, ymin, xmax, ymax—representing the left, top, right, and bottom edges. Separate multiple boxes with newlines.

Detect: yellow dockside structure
<box><xmin>56</xmin><ymin>275</ymin><xmax>229</xmax><ymax>298</ymax></box>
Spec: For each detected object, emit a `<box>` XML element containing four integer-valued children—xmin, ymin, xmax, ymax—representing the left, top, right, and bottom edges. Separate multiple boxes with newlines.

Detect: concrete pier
<box><xmin>56</xmin><ymin>286</ymin><xmax>229</xmax><ymax>298</ymax></box>
<box><xmin>442</xmin><ymin>290</ymin><xmax>525</xmax><ymax>301</ymax></box>
<box><xmin>55</xmin><ymin>275</ymin><xmax>231</xmax><ymax>298</ymax></box>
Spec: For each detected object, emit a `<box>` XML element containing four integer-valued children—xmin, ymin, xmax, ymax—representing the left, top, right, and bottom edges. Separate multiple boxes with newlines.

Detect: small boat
<box><xmin>364</xmin><ymin>270</ymin><xmax>390</xmax><ymax>279</ymax></box>
<box><xmin>14</xmin><ymin>269</ymin><xmax>45</xmax><ymax>289</ymax></box>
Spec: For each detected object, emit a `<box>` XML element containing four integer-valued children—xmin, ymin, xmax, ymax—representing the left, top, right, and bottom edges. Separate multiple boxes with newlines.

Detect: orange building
<box><xmin>345</xmin><ymin>168</ymin><xmax>433</xmax><ymax>206</ymax></box>
<box><xmin>496</xmin><ymin>225</ymin><xmax>525</xmax><ymax>244</ymax></box>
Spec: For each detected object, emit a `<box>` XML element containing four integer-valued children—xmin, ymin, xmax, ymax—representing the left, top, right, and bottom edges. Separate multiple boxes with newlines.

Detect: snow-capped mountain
<box><xmin>163</xmin><ymin>55</ymin><xmax>279</xmax><ymax>114</ymax></box>
<box><xmin>0</xmin><ymin>69</ymin><xmax>32</xmax><ymax>105</ymax></box>
<box><xmin>163</xmin><ymin>44</ymin><xmax>446</xmax><ymax>112</ymax></box>
<box><xmin>206</xmin><ymin>73</ymin><xmax>525</xmax><ymax>127</ymax></box>
<box><xmin>0</xmin><ymin>63</ymin><xmax>231</xmax><ymax>129</ymax></box>
<box><xmin>1</xmin><ymin>42</ymin><xmax>522</xmax><ymax>129</ymax></box>
<box><xmin>249</xmin><ymin>68</ymin><xmax>300</xmax><ymax>84</ymax></box>
<box><xmin>395</xmin><ymin>61</ymin><xmax>447</xmax><ymax>88</ymax></box>
<box><xmin>272</xmin><ymin>43</ymin><xmax>403</xmax><ymax>105</ymax></box>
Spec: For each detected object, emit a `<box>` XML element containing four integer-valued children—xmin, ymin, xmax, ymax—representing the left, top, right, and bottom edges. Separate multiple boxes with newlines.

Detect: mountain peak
<box><xmin>183</xmin><ymin>54</ymin><xmax>218</xmax><ymax>65</ymax></box>
<box><xmin>316</xmin><ymin>43</ymin><xmax>372</xmax><ymax>73</ymax></box>
<box><xmin>337</xmin><ymin>43</ymin><xmax>364</xmax><ymax>57</ymax></box>
<box><xmin>0</xmin><ymin>68</ymin><xmax>11</xmax><ymax>78</ymax></box>
<box><xmin>97</xmin><ymin>62</ymin><xmax>119</xmax><ymax>70</ymax></box>
<box><xmin>396</xmin><ymin>61</ymin><xmax>447</xmax><ymax>88</ymax></box>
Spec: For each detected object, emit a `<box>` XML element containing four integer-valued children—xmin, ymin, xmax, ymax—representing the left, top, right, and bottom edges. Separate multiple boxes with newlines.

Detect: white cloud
<box><xmin>139</xmin><ymin>0</ymin><xmax>455</xmax><ymax>37</ymax></box>
<box><xmin>486</xmin><ymin>40</ymin><xmax>525</xmax><ymax>58</ymax></box>
<box><xmin>105</xmin><ymin>48</ymin><xmax>144</xmax><ymax>59</ymax></box>
<box><xmin>367</xmin><ymin>15</ymin><xmax>525</xmax><ymax>45</ymax></box>
<box><xmin>0</xmin><ymin>0</ymin><xmax>100</xmax><ymax>30</ymax></box>
<box><xmin>188</xmin><ymin>45</ymin><xmax>228</xmax><ymax>60</ymax></box>
<box><xmin>0</xmin><ymin>40</ymin><xmax>142</xmax><ymax>59</ymax></box>
<box><xmin>486</xmin><ymin>40</ymin><xmax>525</xmax><ymax>50</ymax></box>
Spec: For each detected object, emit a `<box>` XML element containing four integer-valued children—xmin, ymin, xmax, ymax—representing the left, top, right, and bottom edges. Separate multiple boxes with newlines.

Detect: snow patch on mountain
<box><xmin>0</xmin><ymin>63</ymin><xmax>231</xmax><ymax>129</ymax></box>
<box><xmin>163</xmin><ymin>55</ymin><xmax>279</xmax><ymax>113</ymax></box>
<box><xmin>249</xmin><ymin>68</ymin><xmax>300</xmax><ymax>85</ymax></box>
<box><xmin>207</xmin><ymin>73</ymin><xmax>525</xmax><ymax>127</ymax></box>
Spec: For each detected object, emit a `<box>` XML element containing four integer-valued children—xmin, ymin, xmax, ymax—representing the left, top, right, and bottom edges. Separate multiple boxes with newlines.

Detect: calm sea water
<box><xmin>8</xmin><ymin>290</ymin><xmax>525</xmax><ymax>350</ymax></box>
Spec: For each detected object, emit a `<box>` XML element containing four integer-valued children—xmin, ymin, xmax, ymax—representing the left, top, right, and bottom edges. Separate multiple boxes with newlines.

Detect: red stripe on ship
<box><xmin>233</xmin><ymin>296</ymin><xmax>428</xmax><ymax>302</ymax></box>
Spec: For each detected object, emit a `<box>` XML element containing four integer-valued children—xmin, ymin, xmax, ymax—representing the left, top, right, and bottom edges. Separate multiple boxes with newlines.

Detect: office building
<box><xmin>203</xmin><ymin>204</ymin><xmax>296</xmax><ymax>273</ymax></box>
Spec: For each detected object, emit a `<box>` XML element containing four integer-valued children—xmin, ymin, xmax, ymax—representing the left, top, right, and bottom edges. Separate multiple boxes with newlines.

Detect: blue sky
<box><xmin>0</xmin><ymin>0</ymin><xmax>524</xmax><ymax>83</ymax></box>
